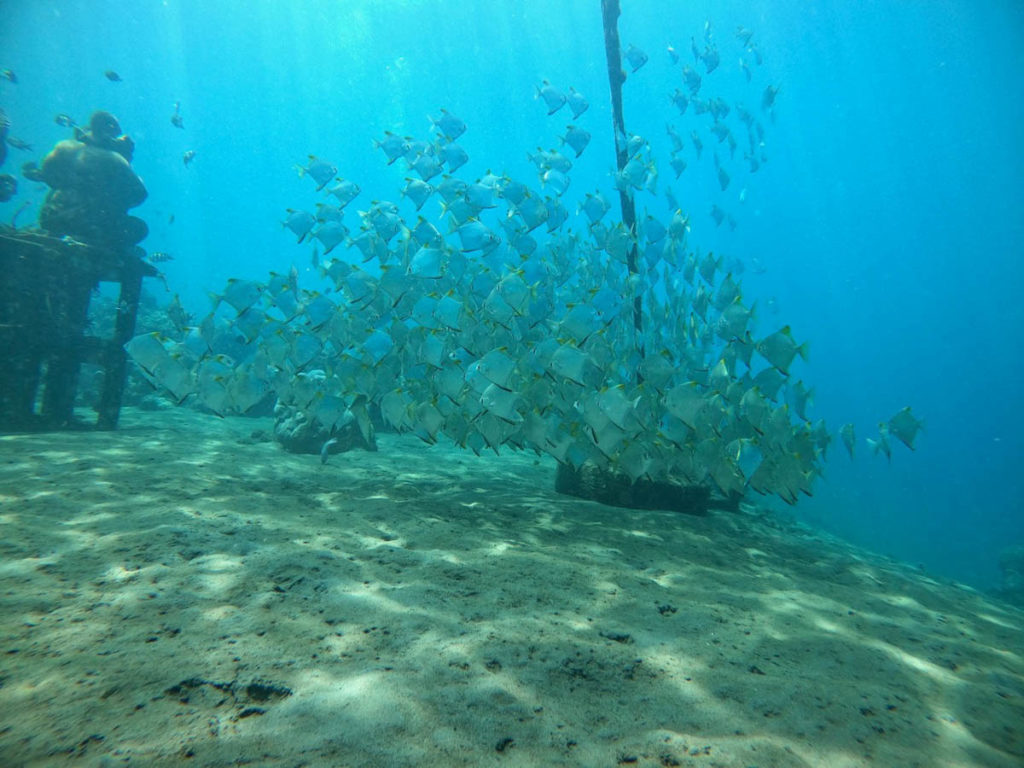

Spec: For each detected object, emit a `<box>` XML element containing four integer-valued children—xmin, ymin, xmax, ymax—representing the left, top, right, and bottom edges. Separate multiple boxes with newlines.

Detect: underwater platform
<box><xmin>0</xmin><ymin>228</ymin><xmax>157</xmax><ymax>432</ymax></box>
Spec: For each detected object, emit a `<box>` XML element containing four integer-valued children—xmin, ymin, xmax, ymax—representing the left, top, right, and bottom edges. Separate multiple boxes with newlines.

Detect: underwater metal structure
<box><xmin>0</xmin><ymin>228</ymin><xmax>156</xmax><ymax>430</ymax></box>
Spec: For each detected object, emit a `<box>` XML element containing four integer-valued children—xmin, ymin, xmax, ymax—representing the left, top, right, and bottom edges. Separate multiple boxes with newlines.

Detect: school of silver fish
<box><xmin>125</xmin><ymin>23</ymin><xmax>920</xmax><ymax>505</ymax></box>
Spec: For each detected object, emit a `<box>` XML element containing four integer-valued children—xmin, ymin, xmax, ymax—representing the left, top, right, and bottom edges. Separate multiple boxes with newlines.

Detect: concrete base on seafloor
<box><xmin>554</xmin><ymin>461</ymin><xmax>715</xmax><ymax>515</ymax></box>
<box><xmin>272</xmin><ymin>401</ymin><xmax>376</xmax><ymax>456</ymax></box>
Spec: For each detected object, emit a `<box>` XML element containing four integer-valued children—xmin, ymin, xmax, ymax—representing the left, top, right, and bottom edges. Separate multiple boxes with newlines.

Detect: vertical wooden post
<box><xmin>600</xmin><ymin>0</ymin><xmax>644</xmax><ymax>364</ymax></box>
<box><xmin>97</xmin><ymin>256</ymin><xmax>144</xmax><ymax>429</ymax></box>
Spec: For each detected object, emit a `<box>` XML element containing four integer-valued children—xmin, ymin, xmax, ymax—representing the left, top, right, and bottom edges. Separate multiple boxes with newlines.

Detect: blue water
<box><xmin>2</xmin><ymin>0</ymin><xmax>1021</xmax><ymax>592</ymax></box>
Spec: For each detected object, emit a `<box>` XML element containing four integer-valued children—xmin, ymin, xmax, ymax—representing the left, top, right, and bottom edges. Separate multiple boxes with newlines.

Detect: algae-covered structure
<box><xmin>0</xmin><ymin>110</ymin><xmax>155</xmax><ymax>430</ymax></box>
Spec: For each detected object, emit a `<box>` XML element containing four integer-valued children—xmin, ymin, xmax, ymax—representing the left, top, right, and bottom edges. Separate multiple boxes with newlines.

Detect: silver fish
<box><xmin>320</xmin><ymin>437</ymin><xmax>339</xmax><ymax>464</ymax></box>
<box><xmin>566</xmin><ymin>87</ymin><xmax>589</xmax><ymax>118</ymax></box>
<box><xmin>298</xmin><ymin>155</ymin><xmax>337</xmax><ymax>191</ymax></box>
<box><xmin>535</xmin><ymin>80</ymin><xmax>566</xmax><ymax>115</ymax></box>
<box><xmin>888</xmin><ymin>407</ymin><xmax>924</xmax><ymax>450</ymax></box>
<box><xmin>431</xmin><ymin>108</ymin><xmax>466</xmax><ymax>141</ymax></box>
<box><xmin>624</xmin><ymin>43</ymin><xmax>648</xmax><ymax>73</ymax></box>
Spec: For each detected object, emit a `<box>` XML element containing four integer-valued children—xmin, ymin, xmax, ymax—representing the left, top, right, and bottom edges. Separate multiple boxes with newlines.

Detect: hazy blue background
<box><xmin>1</xmin><ymin>0</ymin><xmax>1021</xmax><ymax>592</ymax></box>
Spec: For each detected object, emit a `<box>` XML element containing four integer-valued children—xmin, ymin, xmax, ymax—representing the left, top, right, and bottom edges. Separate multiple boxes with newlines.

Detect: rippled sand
<box><xmin>1</xmin><ymin>408</ymin><xmax>1021</xmax><ymax>767</ymax></box>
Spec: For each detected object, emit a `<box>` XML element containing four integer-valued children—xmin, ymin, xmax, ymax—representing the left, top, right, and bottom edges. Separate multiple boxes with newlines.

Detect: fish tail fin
<box><xmin>798</xmin><ymin>341</ymin><xmax>809</xmax><ymax>361</ymax></box>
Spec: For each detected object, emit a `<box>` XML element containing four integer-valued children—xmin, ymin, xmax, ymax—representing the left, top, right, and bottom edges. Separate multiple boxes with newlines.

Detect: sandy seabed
<box><xmin>0</xmin><ymin>407</ymin><xmax>1021</xmax><ymax>768</ymax></box>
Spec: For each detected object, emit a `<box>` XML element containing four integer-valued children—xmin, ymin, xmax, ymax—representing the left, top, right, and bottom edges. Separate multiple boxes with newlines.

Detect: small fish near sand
<box><xmin>183</xmin><ymin>149</ymin><xmax>196</xmax><ymax>166</ymax></box>
<box><xmin>170</xmin><ymin>101</ymin><xmax>184</xmax><ymax>129</ymax></box>
<box><xmin>104</xmin><ymin>69</ymin><xmax>122</xmax><ymax>82</ymax></box>
<box><xmin>320</xmin><ymin>437</ymin><xmax>339</xmax><ymax>465</ymax></box>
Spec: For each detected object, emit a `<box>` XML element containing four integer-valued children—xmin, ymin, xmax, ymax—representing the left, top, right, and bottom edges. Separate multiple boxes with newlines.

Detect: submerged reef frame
<box><xmin>0</xmin><ymin>228</ymin><xmax>156</xmax><ymax>430</ymax></box>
